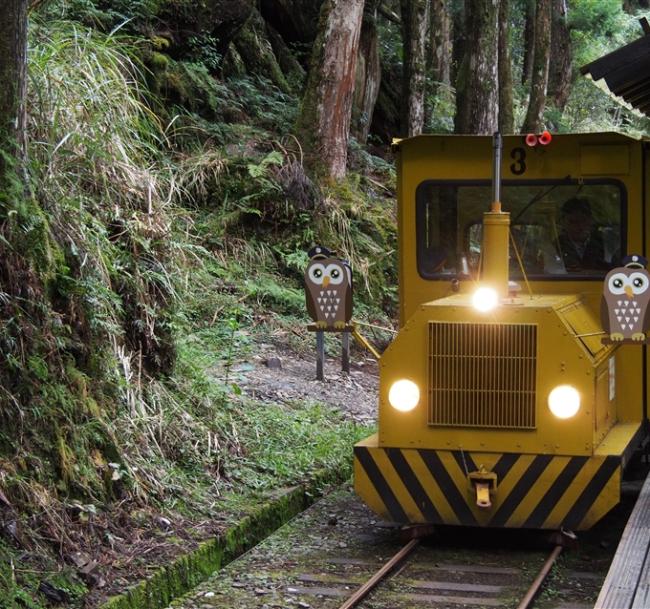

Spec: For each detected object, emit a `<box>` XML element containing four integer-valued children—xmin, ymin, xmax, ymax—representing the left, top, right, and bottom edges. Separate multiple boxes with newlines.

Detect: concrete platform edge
<box><xmin>99</xmin><ymin>462</ymin><xmax>352</xmax><ymax>609</ymax></box>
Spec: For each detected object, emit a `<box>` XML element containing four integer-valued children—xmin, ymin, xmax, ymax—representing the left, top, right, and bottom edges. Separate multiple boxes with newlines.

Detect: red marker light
<box><xmin>538</xmin><ymin>130</ymin><xmax>552</xmax><ymax>145</ymax></box>
<box><xmin>525</xmin><ymin>133</ymin><xmax>538</xmax><ymax>147</ymax></box>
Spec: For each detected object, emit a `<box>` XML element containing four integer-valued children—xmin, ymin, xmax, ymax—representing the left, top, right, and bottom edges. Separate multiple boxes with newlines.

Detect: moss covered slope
<box><xmin>0</xmin><ymin>4</ymin><xmax>395</xmax><ymax>608</ymax></box>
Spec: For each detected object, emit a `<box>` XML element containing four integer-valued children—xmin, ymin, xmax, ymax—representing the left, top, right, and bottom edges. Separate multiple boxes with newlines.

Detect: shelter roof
<box><xmin>581</xmin><ymin>18</ymin><xmax>650</xmax><ymax>117</ymax></box>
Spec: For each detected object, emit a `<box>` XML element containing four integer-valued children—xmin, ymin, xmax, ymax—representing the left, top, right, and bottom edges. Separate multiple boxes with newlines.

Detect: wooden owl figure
<box><xmin>304</xmin><ymin>246</ymin><xmax>352</xmax><ymax>329</ymax></box>
<box><xmin>601</xmin><ymin>254</ymin><xmax>650</xmax><ymax>343</ymax></box>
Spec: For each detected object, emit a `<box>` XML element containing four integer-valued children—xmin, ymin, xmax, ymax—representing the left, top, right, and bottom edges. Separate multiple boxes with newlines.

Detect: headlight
<box><xmin>472</xmin><ymin>287</ymin><xmax>499</xmax><ymax>312</ymax></box>
<box><xmin>548</xmin><ymin>385</ymin><xmax>580</xmax><ymax>419</ymax></box>
<box><xmin>388</xmin><ymin>379</ymin><xmax>419</xmax><ymax>412</ymax></box>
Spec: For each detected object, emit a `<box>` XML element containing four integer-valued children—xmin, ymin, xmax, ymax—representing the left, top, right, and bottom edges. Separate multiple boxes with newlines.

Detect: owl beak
<box><xmin>322</xmin><ymin>276</ymin><xmax>330</xmax><ymax>288</ymax></box>
<box><xmin>625</xmin><ymin>285</ymin><xmax>634</xmax><ymax>298</ymax></box>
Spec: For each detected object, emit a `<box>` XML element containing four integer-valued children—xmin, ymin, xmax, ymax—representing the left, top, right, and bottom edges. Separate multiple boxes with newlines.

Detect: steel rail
<box><xmin>516</xmin><ymin>544</ymin><xmax>563</xmax><ymax>609</ymax></box>
<box><xmin>336</xmin><ymin>538</ymin><xmax>420</xmax><ymax>609</ymax></box>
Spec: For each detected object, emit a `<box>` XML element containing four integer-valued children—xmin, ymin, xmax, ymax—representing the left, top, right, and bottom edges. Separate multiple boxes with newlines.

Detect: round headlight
<box><xmin>388</xmin><ymin>379</ymin><xmax>419</xmax><ymax>412</ymax></box>
<box><xmin>472</xmin><ymin>287</ymin><xmax>499</xmax><ymax>312</ymax></box>
<box><xmin>548</xmin><ymin>385</ymin><xmax>580</xmax><ymax>419</ymax></box>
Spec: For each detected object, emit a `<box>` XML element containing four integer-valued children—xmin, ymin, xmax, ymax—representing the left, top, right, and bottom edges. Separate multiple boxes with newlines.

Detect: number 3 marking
<box><xmin>510</xmin><ymin>147</ymin><xmax>526</xmax><ymax>175</ymax></box>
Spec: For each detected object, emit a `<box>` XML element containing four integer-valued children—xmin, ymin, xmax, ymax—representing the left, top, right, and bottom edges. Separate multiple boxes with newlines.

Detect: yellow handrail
<box><xmin>351</xmin><ymin>325</ymin><xmax>381</xmax><ymax>360</ymax></box>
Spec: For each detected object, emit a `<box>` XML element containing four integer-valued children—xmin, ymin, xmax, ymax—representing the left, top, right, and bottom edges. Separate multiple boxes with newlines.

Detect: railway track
<box><xmin>170</xmin><ymin>487</ymin><xmax>620</xmax><ymax>609</ymax></box>
<box><xmin>285</xmin><ymin>533</ymin><xmax>592</xmax><ymax>609</ymax></box>
<box><xmin>331</xmin><ymin>538</ymin><xmax>564</xmax><ymax>609</ymax></box>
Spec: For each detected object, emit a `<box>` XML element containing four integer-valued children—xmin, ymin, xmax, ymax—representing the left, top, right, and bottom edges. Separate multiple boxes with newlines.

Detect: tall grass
<box><xmin>9</xmin><ymin>20</ymin><xmax>200</xmax><ymax>508</ymax></box>
<box><xmin>29</xmin><ymin>21</ymin><xmax>171</xmax><ymax>212</ymax></box>
<box><xmin>20</xmin><ymin>21</ymin><xmax>314</xmax><ymax>509</ymax></box>
<box><xmin>3</xmin><ymin>6</ymin><xmax>390</xmax><ymax>537</ymax></box>
<box><xmin>27</xmin><ymin>19</ymin><xmax>183</xmax><ymax>375</ymax></box>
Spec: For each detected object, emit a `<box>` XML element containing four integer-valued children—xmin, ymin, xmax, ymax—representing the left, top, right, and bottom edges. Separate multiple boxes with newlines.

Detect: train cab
<box><xmin>354</xmin><ymin>132</ymin><xmax>649</xmax><ymax>530</ymax></box>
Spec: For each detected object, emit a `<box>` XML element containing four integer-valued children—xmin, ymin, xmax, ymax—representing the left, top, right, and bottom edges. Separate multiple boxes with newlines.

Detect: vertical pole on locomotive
<box><xmin>482</xmin><ymin>132</ymin><xmax>510</xmax><ymax>298</ymax></box>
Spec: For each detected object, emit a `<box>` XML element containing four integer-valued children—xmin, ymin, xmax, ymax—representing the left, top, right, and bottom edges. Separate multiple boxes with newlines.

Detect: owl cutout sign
<box><xmin>601</xmin><ymin>254</ymin><xmax>650</xmax><ymax>345</ymax></box>
<box><xmin>304</xmin><ymin>246</ymin><xmax>353</xmax><ymax>329</ymax></box>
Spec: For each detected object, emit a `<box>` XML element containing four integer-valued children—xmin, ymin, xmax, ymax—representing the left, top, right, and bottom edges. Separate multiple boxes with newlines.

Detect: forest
<box><xmin>0</xmin><ymin>0</ymin><xmax>649</xmax><ymax>607</ymax></box>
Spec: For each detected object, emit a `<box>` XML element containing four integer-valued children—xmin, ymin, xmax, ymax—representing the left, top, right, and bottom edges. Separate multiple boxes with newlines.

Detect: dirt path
<box><xmin>230</xmin><ymin>341</ymin><xmax>379</xmax><ymax>424</ymax></box>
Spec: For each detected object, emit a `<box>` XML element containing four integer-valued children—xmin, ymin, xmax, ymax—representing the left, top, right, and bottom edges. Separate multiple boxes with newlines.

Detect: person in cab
<box><xmin>557</xmin><ymin>196</ymin><xmax>609</xmax><ymax>272</ymax></box>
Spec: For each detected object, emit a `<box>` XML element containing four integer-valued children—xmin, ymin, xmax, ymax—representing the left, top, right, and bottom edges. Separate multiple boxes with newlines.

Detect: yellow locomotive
<box><xmin>354</xmin><ymin>131</ymin><xmax>649</xmax><ymax>531</ymax></box>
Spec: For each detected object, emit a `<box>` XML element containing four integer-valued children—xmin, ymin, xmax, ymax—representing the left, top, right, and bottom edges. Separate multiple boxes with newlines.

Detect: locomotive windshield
<box><xmin>415</xmin><ymin>179</ymin><xmax>625</xmax><ymax>280</ymax></box>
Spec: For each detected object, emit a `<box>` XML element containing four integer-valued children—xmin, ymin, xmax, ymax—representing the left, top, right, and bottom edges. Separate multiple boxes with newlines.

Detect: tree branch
<box><xmin>378</xmin><ymin>4</ymin><xmax>401</xmax><ymax>24</ymax></box>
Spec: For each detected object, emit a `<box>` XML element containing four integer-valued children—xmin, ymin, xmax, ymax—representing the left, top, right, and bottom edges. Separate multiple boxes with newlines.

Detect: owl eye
<box><xmin>308</xmin><ymin>263</ymin><xmax>326</xmax><ymax>284</ymax></box>
<box><xmin>325</xmin><ymin>263</ymin><xmax>345</xmax><ymax>285</ymax></box>
<box><xmin>608</xmin><ymin>272</ymin><xmax>627</xmax><ymax>295</ymax></box>
<box><xmin>630</xmin><ymin>272</ymin><xmax>649</xmax><ymax>294</ymax></box>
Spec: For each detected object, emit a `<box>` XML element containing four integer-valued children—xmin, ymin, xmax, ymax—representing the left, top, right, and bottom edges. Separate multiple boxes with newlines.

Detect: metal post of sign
<box><xmin>316</xmin><ymin>330</ymin><xmax>325</xmax><ymax>381</ymax></box>
<box><xmin>308</xmin><ymin>324</ymin><xmax>354</xmax><ymax>380</ymax></box>
<box><xmin>342</xmin><ymin>331</ymin><xmax>350</xmax><ymax>373</ymax></box>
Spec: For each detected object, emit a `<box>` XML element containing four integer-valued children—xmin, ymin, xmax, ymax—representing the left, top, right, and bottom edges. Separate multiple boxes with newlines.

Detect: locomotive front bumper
<box><xmin>354</xmin><ymin>424</ymin><xmax>642</xmax><ymax>530</ymax></box>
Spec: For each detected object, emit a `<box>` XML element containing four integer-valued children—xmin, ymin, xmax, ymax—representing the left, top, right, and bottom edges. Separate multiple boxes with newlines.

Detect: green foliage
<box><xmin>224</xmin><ymin>401</ymin><xmax>372</xmax><ymax>488</ymax></box>
<box><xmin>0</xmin><ymin>537</ymin><xmax>87</xmax><ymax>609</ymax></box>
<box><xmin>570</xmin><ymin>0</ymin><xmax>639</xmax><ymax>66</ymax></box>
<box><xmin>186</xmin><ymin>33</ymin><xmax>222</xmax><ymax>72</ymax></box>
<box><xmin>166</xmin><ymin>323</ymin><xmax>373</xmax><ymax>495</ymax></box>
<box><xmin>552</xmin><ymin>78</ymin><xmax>650</xmax><ymax>134</ymax></box>
<box><xmin>40</xmin><ymin>0</ymin><xmax>162</xmax><ymax>32</ymax></box>
<box><xmin>426</xmin><ymin>83</ymin><xmax>456</xmax><ymax>134</ymax></box>
<box><xmin>227</xmin><ymin>76</ymin><xmax>299</xmax><ymax>134</ymax></box>
<box><xmin>158</xmin><ymin>60</ymin><xmax>232</xmax><ymax>119</ymax></box>
<box><xmin>0</xmin><ymin>22</ymin><xmax>193</xmax><ymax>574</ymax></box>
<box><xmin>1</xmin><ymin>8</ymin><xmax>397</xmax><ymax>608</ymax></box>
<box><xmin>28</xmin><ymin>19</ymin><xmax>183</xmax><ymax>374</ymax></box>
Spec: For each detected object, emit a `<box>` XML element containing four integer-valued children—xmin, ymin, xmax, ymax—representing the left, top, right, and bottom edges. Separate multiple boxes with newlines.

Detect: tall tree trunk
<box><xmin>352</xmin><ymin>0</ymin><xmax>381</xmax><ymax>144</ymax></box>
<box><xmin>295</xmin><ymin>0</ymin><xmax>365</xmax><ymax>179</ymax></box>
<box><xmin>521</xmin><ymin>0</ymin><xmax>535</xmax><ymax>86</ymax></box>
<box><xmin>454</xmin><ymin>0</ymin><xmax>499</xmax><ymax>135</ymax></box>
<box><xmin>431</xmin><ymin>0</ymin><xmax>451</xmax><ymax>88</ymax></box>
<box><xmin>425</xmin><ymin>0</ymin><xmax>452</xmax><ymax>129</ymax></box>
<box><xmin>400</xmin><ymin>0</ymin><xmax>431</xmax><ymax>136</ymax></box>
<box><xmin>0</xmin><ymin>0</ymin><xmax>28</xmax><ymax>172</ymax></box>
<box><xmin>451</xmin><ymin>0</ymin><xmax>466</xmax><ymax>86</ymax></box>
<box><xmin>548</xmin><ymin>0</ymin><xmax>572</xmax><ymax>111</ymax></box>
<box><xmin>522</xmin><ymin>0</ymin><xmax>551</xmax><ymax>132</ymax></box>
<box><xmin>498</xmin><ymin>0</ymin><xmax>514</xmax><ymax>134</ymax></box>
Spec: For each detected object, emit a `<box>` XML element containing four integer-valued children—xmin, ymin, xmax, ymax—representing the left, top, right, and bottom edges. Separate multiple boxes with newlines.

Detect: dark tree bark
<box><xmin>369</xmin><ymin>61</ymin><xmax>401</xmax><ymax>143</ymax></box>
<box><xmin>400</xmin><ymin>0</ymin><xmax>431</xmax><ymax>136</ymax></box>
<box><xmin>548</xmin><ymin>0</ymin><xmax>572</xmax><ymax>111</ymax></box>
<box><xmin>498</xmin><ymin>0</ymin><xmax>514</xmax><ymax>134</ymax></box>
<box><xmin>454</xmin><ymin>0</ymin><xmax>499</xmax><ymax>134</ymax></box>
<box><xmin>0</xmin><ymin>0</ymin><xmax>28</xmax><ymax>170</ymax></box>
<box><xmin>521</xmin><ymin>0</ymin><xmax>535</xmax><ymax>86</ymax></box>
<box><xmin>623</xmin><ymin>0</ymin><xmax>650</xmax><ymax>12</ymax></box>
<box><xmin>430</xmin><ymin>0</ymin><xmax>451</xmax><ymax>89</ymax></box>
<box><xmin>352</xmin><ymin>0</ymin><xmax>382</xmax><ymax>143</ymax></box>
<box><xmin>295</xmin><ymin>0</ymin><xmax>365</xmax><ymax>179</ymax></box>
<box><xmin>260</xmin><ymin>0</ymin><xmax>325</xmax><ymax>47</ymax></box>
<box><xmin>522</xmin><ymin>0</ymin><xmax>551</xmax><ymax>132</ymax></box>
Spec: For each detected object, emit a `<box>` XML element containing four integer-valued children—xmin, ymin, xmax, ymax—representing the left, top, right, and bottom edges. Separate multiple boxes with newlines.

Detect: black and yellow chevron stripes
<box><xmin>354</xmin><ymin>442</ymin><xmax>620</xmax><ymax>531</ymax></box>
